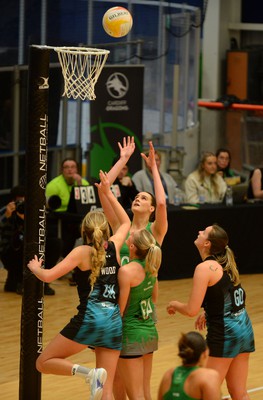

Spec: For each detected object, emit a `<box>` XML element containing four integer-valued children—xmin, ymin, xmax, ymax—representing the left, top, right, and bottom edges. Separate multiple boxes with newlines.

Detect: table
<box><xmin>47</xmin><ymin>202</ymin><xmax>263</xmax><ymax>280</ymax></box>
<box><xmin>159</xmin><ymin>203</ymin><xmax>263</xmax><ymax>280</ymax></box>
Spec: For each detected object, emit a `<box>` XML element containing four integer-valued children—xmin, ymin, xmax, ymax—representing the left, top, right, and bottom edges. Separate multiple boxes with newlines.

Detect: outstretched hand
<box><xmin>27</xmin><ymin>255</ymin><xmax>43</xmax><ymax>273</ymax></box>
<box><xmin>195</xmin><ymin>312</ymin><xmax>207</xmax><ymax>331</ymax></box>
<box><xmin>141</xmin><ymin>141</ymin><xmax>157</xmax><ymax>171</ymax></box>
<box><xmin>118</xmin><ymin>136</ymin><xmax>135</xmax><ymax>160</ymax></box>
<box><xmin>95</xmin><ymin>170</ymin><xmax>111</xmax><ymax>194</ymax></box>
<box><xmin>166</xmin><ymin>301</ymin><xmax>177</xmax><ymax>316</ymax></box>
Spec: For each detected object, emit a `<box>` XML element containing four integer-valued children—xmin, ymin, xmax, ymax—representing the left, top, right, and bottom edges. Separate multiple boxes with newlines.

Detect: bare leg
<box><xmin>143</xmin><ymin>353</ymin><xmax>153</xmax><ymax>400</ymax></box>
<box><xmin>225</xmin><ymin>353</ymin><xmax>251</xmax><ymax>400</ymax></box>
<box><xmin>95</xmin><ymin>347</ymin><xmax>120</xmax><ymax>400</ymax></box>
<box><xmin>118</xmin><ymin>357</ymin><xmax>145</xmax><ymax>400</ymax></box>
<box><xmin>113</xmin><ymin>363</ymin><xmax>127</xmax><ymax>400</ymax></box>
<box><xmin>207</xmin><ymin>354</ymin><xmax>251</xmax><ymax>400</ymax></box>
<box><xmin>37</xmin><ymin>334</ymin><xmax>109</xmax><ymax>399</ymax></box>
<box><xmin>36</xmin><ymin>333</ymin><xmax>87</xmax><ymax>375</ymax></box>
<box><xmin>206</xmin><ymin>356</ymin><xmax>232</xmax><ymax>384</ymax></box>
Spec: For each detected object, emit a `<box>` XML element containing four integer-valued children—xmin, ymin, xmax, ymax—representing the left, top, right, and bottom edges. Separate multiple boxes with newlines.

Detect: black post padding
<box><xmin>19</xmin><ymin>45</ymin><xmax>50</xmax><ymax>400</ymax></box>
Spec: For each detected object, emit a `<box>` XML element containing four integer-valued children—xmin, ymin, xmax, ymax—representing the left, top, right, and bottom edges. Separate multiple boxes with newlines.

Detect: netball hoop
<box><xmin>55</xmin><ymin>46</ymin><xmax>110</xmax><ymax>101</ymax></box>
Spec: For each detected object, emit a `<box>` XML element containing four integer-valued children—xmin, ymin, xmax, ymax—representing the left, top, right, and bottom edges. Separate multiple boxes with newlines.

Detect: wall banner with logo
<box><xmin>89</xmin><ymin>65</ymin><xmax>144</xmax><ymax>182</ymax></box>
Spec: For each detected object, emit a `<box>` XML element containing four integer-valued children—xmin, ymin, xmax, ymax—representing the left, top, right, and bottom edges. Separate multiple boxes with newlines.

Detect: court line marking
<box><xmin>222</xmin><ymin>386</ymin><xmax>263</xmax><ymax>399</ymax></box>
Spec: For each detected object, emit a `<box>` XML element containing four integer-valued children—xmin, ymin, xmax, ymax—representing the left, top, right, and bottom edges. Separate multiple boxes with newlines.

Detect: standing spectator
<box><xmin>118</xmin><ymin>228</ymin><xmax>162</xmax><ymax>400</ymax></box>
<box><xmin>158</xmin><ymin>331</ymin><xmax>221</xmax><ymax>400</ymax></box>
<box><xmin>166</xmin><ymin>223</ymin><xmax>255</xmax><ymax>400</ymax></box>
<box><xmin>184</xmin><ymin>152</ymin><xmax>227</xmax><ymax>204</ymax></box>
<box><xmin>0</xmin><ymin>185</ymin><xmax>56</xmax><ymax>295</ymax></box>
<box><xmin>27</xmin><ymin>170</ymin><xmax>131</xmax><ymax>400</ymax></box>
<box><xmin>132</xmin><ymin>148</ymin><xmax>182</xmax><ymax>205</ymax></box>
<box><xmin>0</xmin><ymin>186</ymin><xmax>25</xmax><ymax>294</ymax></box>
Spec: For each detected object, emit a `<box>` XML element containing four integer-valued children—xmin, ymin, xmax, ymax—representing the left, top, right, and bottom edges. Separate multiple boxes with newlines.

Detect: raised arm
<box><xmin>97</xmin><ymin>180</ymin><xmax>120</xmax><ymax>234</ymax></box>
<box><xmin>27</xmin><ymin>246</ymin><xmax>89</xmax><ymax>283</ymax></box>
<box><xmin>142</xmin><ymin>141</ymin><xmax>168</xmax><ymax>245</ymax></box>
<box><xmin>96</xmin><ymin>171</ymin><xmax>130</xmax><ymax>258</ymax></box>
<box><xmin>107</xmin><ymin>136</ymin><xmax>135</xmax><ymax>185</ymax></box>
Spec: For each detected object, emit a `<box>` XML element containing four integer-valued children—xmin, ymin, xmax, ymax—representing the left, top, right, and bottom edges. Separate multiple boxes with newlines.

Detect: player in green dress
<box><xmin>118</xmin><ymin>228</ymin><xmax>162</xmax><ymax>400</ymax></box>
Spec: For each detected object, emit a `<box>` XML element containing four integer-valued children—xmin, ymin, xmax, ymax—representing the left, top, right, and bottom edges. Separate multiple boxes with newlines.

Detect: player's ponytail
<box><xmin>81</xmin><ymin>211</ymin><xmax>110</xmax><ymax>288</ymax></box>
<box><xmin>208</xmin><ymin>223</ymin><xmax>240</xmax><ymax>285</ymax></box>
<box><xmin>133</xmin><ymin>229</ymin><xmax>162</xmax><ymax>276</ymax></box>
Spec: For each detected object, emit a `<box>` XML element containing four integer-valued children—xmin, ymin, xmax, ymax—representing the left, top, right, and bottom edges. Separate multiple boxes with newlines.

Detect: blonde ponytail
<box><xmin>133</xmin><ymin>229</ymin><xmax>162</xmax><ymax>276</ymax></box>
<box><xmin>81</xmin><ymin>211</ymin><xmax>110</xmax><ymax>288</ymax></box>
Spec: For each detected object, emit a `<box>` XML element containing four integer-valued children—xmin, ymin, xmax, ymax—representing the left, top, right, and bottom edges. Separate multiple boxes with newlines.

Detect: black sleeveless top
<box><xmin>73</xmin><ymin>240</ymin><xmax>120</xmax><ymax>310</ymax></box>
<box><xmin>202</xmin><ymin>255</ymin><xmax>246</xmax><ymax>315</ymax></box>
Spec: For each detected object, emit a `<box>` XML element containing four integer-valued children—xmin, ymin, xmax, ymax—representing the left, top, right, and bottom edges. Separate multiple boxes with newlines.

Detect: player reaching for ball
<box><xmin>27</xmin><ymin>171</ymin><xmax>131</xmax><ymax>400</ymax></box>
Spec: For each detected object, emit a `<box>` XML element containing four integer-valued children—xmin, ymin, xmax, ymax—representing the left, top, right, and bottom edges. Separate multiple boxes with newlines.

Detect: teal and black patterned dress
<box><xmin>60</xmin><ymin>241</ymin><xmax>122</xmax><ymax>350</ymax></box>
<box><xmin>202</xmin><ymin>258</ymin><xmax>255</xmax><ymax>357</ymax></box>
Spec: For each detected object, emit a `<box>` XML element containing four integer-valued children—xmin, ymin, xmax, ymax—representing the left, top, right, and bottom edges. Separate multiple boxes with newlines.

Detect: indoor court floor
<box><xmin>0</xmin><ymin>267</ymin><xmax>262</xmax><ymax>399</ymax></box>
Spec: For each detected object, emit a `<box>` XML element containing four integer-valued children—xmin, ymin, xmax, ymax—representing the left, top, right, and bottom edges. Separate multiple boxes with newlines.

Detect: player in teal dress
<box><xmin>27</xmin><ymin>171</ymin><xmax>130</xmax><ymax>400</ymax></box>
<box><xmin>158</xmin><ymin>332</ymin><xmax>221</xmax><ymax>400</ymax></box>
<box><xmin>118</xmin><ymin>228</ymin><xmax>162</xmax><ymax>399</ymax></box>
<box><xmin>166</xmin><ymin>224</ymin><xmax>255</xmax><ymax>400</ymax></box>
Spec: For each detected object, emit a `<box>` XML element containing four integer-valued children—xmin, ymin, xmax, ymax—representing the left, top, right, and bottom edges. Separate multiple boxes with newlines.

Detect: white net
<box><xmin>54</xmin><ymin>46</ymin><xmax>110</xmax><ymax>101</ymax></box>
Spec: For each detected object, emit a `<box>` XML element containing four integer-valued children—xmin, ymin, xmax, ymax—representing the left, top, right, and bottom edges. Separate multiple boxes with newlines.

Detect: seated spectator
<box><xmin>113</xmin><ymin>163</ymin><xmax>138</xmax><ymax>210</ymax></box>
<box><xmin>0</xmin><ymin>186</ymin><xmax>56</xmax><ymax>295</ymax></box>
<box><xmin>216</xmin><ymin>148</ymin><xmax>242</xmax><ymax>185</ymax></box>
<box><xmin>247</xmin><ymin>167</ymin><xmax>263</xmax><ymax>200</ymax></box>
<box><xmin>132</xmin><ymin>149</ymin><xmax>182</xmax><ymax>205</ymax></box>
<box><xmin>185</xmin><ymin>152</ymin><xmax>227</xmax><ymax>204</ymax></box>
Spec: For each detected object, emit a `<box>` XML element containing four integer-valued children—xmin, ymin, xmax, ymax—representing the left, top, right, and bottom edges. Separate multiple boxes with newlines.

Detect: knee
<box><xmin>227</xmin><ymin>383</ymin><xmax>247</xmax><ymax>400</ymax></box>
<box><xmin>36</xmin><ymin>354</ymin><xmax>45</xmax><ymax>373</ymax></box>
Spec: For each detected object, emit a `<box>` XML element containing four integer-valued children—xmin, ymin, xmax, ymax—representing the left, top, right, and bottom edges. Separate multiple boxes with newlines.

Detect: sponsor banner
<box><xmin>89</xmin><ymin>65</ymin><xmax>144</xmax><ymax>182</ymax></box>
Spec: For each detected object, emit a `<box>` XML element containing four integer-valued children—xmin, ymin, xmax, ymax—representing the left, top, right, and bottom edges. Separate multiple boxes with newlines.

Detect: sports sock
<box><xmin>71</xmin><ymin>364</ymin><xmax>91</xmax><ymax>378</ymax></box>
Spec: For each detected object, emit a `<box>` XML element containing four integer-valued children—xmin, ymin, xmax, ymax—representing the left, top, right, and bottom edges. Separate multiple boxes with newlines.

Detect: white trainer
<box><xmin>86</xmin><ymin>368</ymin><xmax>107</xmax><ymax>400</ymax></box>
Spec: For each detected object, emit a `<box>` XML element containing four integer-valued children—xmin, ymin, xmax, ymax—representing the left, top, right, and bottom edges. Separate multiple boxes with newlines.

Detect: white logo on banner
<box><xmin>106</xmin><ymin>73</ymin><xmax>129</xmax><ymax>98</ymax></box>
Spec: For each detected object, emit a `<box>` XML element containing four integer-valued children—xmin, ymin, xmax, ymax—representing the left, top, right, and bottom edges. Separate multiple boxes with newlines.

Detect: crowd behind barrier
<box><xmin>159</xmin><ymin>202</ymin><xmax>263</xmax><ymax>280</ymax></box>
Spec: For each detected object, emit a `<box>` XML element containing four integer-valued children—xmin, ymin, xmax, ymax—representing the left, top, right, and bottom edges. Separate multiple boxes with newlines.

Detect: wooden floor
<box><xmin>0</xmin><ymin>267</ymin><xmax>262</xmax><ymax>400</ymax></box>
